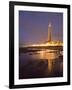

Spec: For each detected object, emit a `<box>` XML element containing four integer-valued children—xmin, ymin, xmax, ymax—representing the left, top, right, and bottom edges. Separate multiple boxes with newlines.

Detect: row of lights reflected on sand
<box><xmin>39</xmin><ymin>50</ymin><xmax>62</xmax><ymax>72</ymax></box>
<box><xmin>22</xmin><ymin>41</ymin><xmax>63</xmax><ymax>72</ymax></box>
<box><xmin>28</xmin><ymin>49</ymin><xmax>63</xmax><ymax>73</ymax></box>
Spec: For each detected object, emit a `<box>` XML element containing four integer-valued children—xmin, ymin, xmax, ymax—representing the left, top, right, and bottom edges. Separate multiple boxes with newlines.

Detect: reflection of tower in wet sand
<box><xmin>48</xmin><ymin>60</ymin><xmax>53</xmax><ymax>72</ymax></box>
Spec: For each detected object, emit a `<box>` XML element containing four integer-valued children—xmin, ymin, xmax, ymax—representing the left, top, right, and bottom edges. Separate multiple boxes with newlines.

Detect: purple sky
<box><xmin>19</xmin><ymin>11</ymin><xmax>63</xmax><ymax>46</ymax></box>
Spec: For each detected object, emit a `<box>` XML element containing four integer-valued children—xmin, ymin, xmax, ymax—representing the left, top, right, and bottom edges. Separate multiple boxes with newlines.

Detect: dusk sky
<box><xmin>19</xmin><ymin>11</ymin><xmax>63</xmax><ymax>46</ymax></box>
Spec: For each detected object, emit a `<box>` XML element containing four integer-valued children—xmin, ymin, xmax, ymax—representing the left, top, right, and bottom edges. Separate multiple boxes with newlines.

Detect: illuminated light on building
<box><xmin>48</xmin><ymin>22</ymin><xmax>52</xmax><ymax>42</ymax></box>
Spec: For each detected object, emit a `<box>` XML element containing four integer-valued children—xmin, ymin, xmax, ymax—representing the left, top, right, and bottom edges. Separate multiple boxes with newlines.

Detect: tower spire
<box><xmin>48</xmin><ymin>22</ymin><xmax>52</xmax><ymax>42</ymax></box>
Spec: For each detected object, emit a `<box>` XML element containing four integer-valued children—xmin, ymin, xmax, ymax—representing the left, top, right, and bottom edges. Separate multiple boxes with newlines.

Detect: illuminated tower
<box><xmin>48</xmin><ymin>23</ymin><xmax>52</xmax><ymax>42</ymax></box>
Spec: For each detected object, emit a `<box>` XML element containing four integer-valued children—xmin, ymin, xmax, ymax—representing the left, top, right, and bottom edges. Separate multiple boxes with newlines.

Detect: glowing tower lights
<box><xmin>48</xmin><ymin>23</ymin><xmax>52</xmax><ymax>42</ymax></box>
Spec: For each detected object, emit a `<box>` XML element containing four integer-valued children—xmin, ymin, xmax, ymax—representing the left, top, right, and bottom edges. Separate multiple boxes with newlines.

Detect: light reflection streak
<box><xmin>31</xmin><ymin>49</ymin><xmax>62</xmax><ymax>72</ymax></box>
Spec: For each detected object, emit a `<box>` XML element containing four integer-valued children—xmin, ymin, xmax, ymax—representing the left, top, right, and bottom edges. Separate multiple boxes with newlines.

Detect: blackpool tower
<box><xmin>48</xmin><ymin>23</ymin><xmax>52</xmax><ymax>42</ymax></box>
